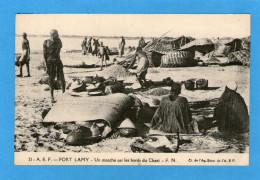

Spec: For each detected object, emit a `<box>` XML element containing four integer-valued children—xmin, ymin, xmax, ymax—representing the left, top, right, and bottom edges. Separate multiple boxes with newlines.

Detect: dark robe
<box><xmin>138</xmin><ymin>38</ymin><xmax>146</xmax><ymax>48</ymax></box>
<box><xmin>214</xmin><ymin>87</ymin><xmax>249</xmax><ymax>134</ymax></box>
<box><xmin>151</xmin><ymin>95</ymin><xmax>192</xmax><ymax>133</ymax></box>
<box><xmin>88</xmin><ymin>39</ymin><xmax>92</xmax><ymax>53</ymax></box>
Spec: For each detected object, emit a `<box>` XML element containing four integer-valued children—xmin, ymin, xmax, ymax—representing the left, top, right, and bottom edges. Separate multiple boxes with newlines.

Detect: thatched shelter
<box><xmin>172</xmin><ymin>36</ymin><xmax>194</xmax><ymax>49</ymax></box>
<box><xmin>241</xmin><ymin>36</ymin><xmax>250</xmax><ymax>51</ymax></box>
<box><xmin>180</xmin><ymin>38</ymin><xmax>215</xmax><ymax>55</ymax></box>
<box><xmin>143</xmin><ymin>36</ymin><xmax>194</xmax><ymax>67</ymax></box>
<box><xmin>214</xmin><ymin>38</ymin><xmax>243</xmax><ymax>57</ymax></box>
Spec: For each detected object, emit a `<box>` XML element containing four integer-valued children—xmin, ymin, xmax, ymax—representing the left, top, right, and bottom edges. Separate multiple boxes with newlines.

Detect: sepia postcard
<box><xmin>14</xmin><ymin>14</ymin><xmax>250</xmax><ymax>165</ymax></box>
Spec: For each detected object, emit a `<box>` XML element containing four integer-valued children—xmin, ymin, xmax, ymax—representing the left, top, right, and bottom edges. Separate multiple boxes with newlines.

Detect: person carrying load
<box><xmin>98</xmin><ymin>42</ymin><xmax>109</xmax><ymax>70</ymax></box>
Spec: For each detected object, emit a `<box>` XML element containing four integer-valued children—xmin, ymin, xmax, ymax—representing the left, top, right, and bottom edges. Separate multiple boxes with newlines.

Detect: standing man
<box><xmin>81</xmin><ymin>37</ymin><xmax>88</xmax><ymax>55</ymax></box>
<box><xmin>98</xmin><ymin>42</ymin><xmax>109</xmax><ymax>70</ymax></box>
<box><xmin>119</xmin><ymin>36</ymin><xmax>125</xmax><ymax>57</ymax></box>
<box><xmin>88</xmin><ymin>37</ymin><xmax>92</xmax><ymax>53</ymax></box>
<box><xmin>92</xmin><ymin>38</ymin><xmax>100</xmax><ymax>56</ymax></box>
<box><xmin>17</xmin><ymin>32</ymin><xmax>31</xmax><ymax>77</ymax></box>
<box><xmin>43</xmin><ymin>29</ymin><xmax>65</xmax><ymax>103</ymax></box>
<box><xmin>128</xmin><ymin>47</ymin><xmax>149</xmax><ymax>88</ymax></box>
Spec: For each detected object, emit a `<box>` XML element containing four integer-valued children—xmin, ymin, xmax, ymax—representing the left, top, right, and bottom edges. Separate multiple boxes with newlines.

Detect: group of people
<box><xmin>81</xmin><ymin>37</ymin><xmax>110</xmax><ymax>70</ymax></box>
<box><xmin>16</xmin><ymin>31</ymin><xmax>249</xmax><ymax>135</ymax></box>
<box><xmin>150</xmin><ymin>80</ymin><xmax>249</xmax><ymax>135</ymax></box>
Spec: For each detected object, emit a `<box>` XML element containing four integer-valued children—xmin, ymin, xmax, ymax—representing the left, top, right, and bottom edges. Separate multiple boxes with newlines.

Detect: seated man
<box><xmin>214</xmin><ymin>81</ymin><xmax>249</xmax><ymax>134</ymax></box>
<box><xmin>151</xmin><ymin>83</ymin><xmax>192</xmax><ymax>133</ymax></box>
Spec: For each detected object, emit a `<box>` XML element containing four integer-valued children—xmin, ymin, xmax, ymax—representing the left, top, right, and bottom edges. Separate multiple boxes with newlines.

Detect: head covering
<box><xmin>118</xmin><ymin>118</ymin><xmax>136</xmax><ymax>129</ymax></box>
<box><xmin>22</xmin><ymin>32</ymin><xmax>27</xmax><ymax>36</ymax></box>
<box><xmin>171</xmin><ymin>83</ymin><xmax>182</xmax><ymax>94</ymax></box>
<box><xmin>226</xmin><ymin>81</ymin><xmax>237</xmax><ymax>91</ymax></box>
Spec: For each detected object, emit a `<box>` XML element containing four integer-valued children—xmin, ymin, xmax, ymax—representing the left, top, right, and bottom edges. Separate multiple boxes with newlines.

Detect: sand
<box><xmin>15</xmin><ymin>52</ymin><xmax>249</xmax><ymax>153</ymax></box>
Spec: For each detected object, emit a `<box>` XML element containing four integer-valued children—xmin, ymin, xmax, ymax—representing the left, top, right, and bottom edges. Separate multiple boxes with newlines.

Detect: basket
<box><xmin>196</xmin><ymin>79</ymin><xmax>208</xmax><ymax>90</ymax></box>
<box><xmin>184</xmin><ymin>80</ymin><xmax>195</xmax><ymax>90</ymax></box>
<box><xmin>160</xmin><ymin>50</ymin><xmax>195</xmax><ymax>67</ymax></box>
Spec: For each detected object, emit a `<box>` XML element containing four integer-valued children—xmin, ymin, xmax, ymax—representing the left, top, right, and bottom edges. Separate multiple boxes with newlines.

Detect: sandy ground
<box><xmin>15</xmin><ymin>52</ymin><xmax>249</xmax><ymax>153</ymax></box>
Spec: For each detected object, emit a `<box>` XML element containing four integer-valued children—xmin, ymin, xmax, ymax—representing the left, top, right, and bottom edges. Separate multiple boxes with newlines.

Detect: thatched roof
<box><xmin>143</xmin><ymin>36</ymin><xmax>195</xmax><ymax>54</ymax></box>
<box><xmin>216</xmin><ymin>38</ymin><xmax>242</xmax><ymax>46</ymax></box>
<box><xmin>143</xmin><ymin>38</ymin><xmax>175</xmax><ymax>54</ymax></box>
<box><xmin>180</xmin><ymin>38</ymin><xmax>214</xmax><ymax>50</ymax></box>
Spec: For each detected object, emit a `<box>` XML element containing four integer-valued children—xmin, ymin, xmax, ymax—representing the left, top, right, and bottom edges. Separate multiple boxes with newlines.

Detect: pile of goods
<box><xmin>228</xmin><ymin>50</ymin><xmax>250</xmax><ymax>66</ymax></box>
<box><xmin>143</xmin><ymin>87</ymin><xmax>170</xmax><ymax>96</ymax></box>
<box><xmin>42</xmin><ymin>93</ymin><xmax>141</xmax><ymax>145</ymax></box>
<box><xmin>101</xmin><ymin>64</ymin><xmax>131</xmax><ymax>78</ymax></box>
<box><xmin>196</xmin><ymin>79</ymin><xmax>208</xmax><ymax>90</ymax></box>
<box><xmin>131</xmin><ymin>134</ymin><xmax>179</xmax><ymax>153</ymax></box>
<box><xmin>184</xmin><ymin>79</ymin><xmax>208</xmax><ymax>90</ymax></box>
<box><xmin>68</xmin><ymin>75</ymin><xmax>127</xmax><ymax>96</ymax></box>
<box><xmin>184</xmin><ymin>79</ymin><xmax>195</xmax><ymax>90</ymax></box>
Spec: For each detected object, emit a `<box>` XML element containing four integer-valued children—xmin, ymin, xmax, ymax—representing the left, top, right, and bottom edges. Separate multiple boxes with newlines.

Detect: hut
<box><xmin>143</xmin><ymin>36</ymin><xmax>194</xmax><ymax>67</ymax></box>
<box><xmin>180</xmin><ymin>38</ymin><xmax>215</xmax><ymax>55</ymax></box>
<box><xmin>214</xmin><ymin>38</ymin><xmax>243</xmax><ymax>57</ymax></box>
<box><xmin>241</xmin><ymin>36</ymin><xmax>250</xmax><ymax>51</ymax></box>
<box><xmin>172</xmin><ymin>36</ymin><xmax>194</xmax><ymax>49</ymax></box>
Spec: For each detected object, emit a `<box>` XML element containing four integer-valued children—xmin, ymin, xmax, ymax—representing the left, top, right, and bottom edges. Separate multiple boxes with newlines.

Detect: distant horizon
<box><xmin>15</xmin><ymin>34</ymin><xmax>250</xmax><ymax>39</ymax></box>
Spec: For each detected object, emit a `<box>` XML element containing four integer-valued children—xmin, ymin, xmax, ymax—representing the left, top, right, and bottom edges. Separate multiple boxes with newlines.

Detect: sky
<box><xmin>16</xmin><ymin>14</ymin><xmax>250</xmax><ymax>38</ymax></box>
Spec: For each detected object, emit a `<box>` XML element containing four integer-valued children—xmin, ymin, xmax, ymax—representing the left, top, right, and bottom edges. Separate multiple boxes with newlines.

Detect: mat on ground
<box><xmin>43</xmin><ymin>93</ymin><xmax>132</xmax><ymax>127</ymax></box>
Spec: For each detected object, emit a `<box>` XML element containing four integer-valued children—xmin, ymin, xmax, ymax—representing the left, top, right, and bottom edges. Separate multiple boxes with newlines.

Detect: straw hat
<box><xmin>118</xmin><ymin>118</ymin><xmax>136</xmax><ymax>129</ymax></box>
<box><xmin>226</xmin><ymin>81</ymin><xmax>237</xmax><ymax>91</ymax></box>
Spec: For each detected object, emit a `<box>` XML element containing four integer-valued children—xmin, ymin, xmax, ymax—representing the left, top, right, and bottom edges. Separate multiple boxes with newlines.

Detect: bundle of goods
<box><xmin>196</xmin><ymin>79</ymin><xmax>208</xmax><ymax>90</ymax></box>
<box><xmin>70</xmin><ymin>80</ymin><xmax>87</xmax><ymax>92</ymax></box>
<box><xmin>86</xmin><ymin>83</ymin><xmax>105</xmax><ymax>95</ymax></box>
<box><xmin>160</xmin><ymin>50</ymin><xmax>196</xmax><ymax>67</ymax></box>
<box><xmin>108</xmin><ymin>47</ymin><xmax>119</xmax><ymax>55</ymax></box>
<box><xmin>162</xmin><ymin>77</ymin><xmax>175</xmax><ymax>86</ymax></box>
<box><xmin>184</xmin><ymin>79</ymin><xmax>195</xmax><ymax>90</ymax></box>
<box><xmin>63</xmin><ymin>62</ymin><xmax>96</xmax><ymax>68</ymax></box>
<box><xmin>15</xmin><ymin>55</ymin><xmax>22</xmax><ymax>67</ymax></box>
<box><xmin>105</xmin><ymin>84</ymin><xmax>125</xmax><ymax>94</ymax></box>
<box><xmin>131</xmin><ymin>135</ymin><xmax>179</xmax><ymax>153</ymax></box>
<box><xmin>101</xmin><ymin>64</ymin><xmax>131</xmax><ymax>78</ymax></box>
<box><xmin>38</xmin><ymin>76</ymin><xmax>61</xmax><ymax>90</ymax></box>
<box><xmin>228</xmin><ymin>50</ymin><xmax>250</xmax><ymax>66</ymax></box>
